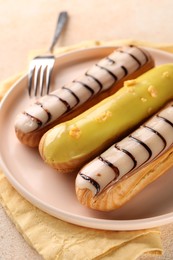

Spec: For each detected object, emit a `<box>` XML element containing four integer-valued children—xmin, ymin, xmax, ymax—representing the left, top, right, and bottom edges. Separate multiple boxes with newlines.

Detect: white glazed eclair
<box><xmin>15</xmin><ymin>45</ymin><xmax>154</xmax><ymax>147</ymax></box>
<box><xmin>75</xmin><ymin>103</ymin><xmax>173</xmax><ymax>211</ymax></box>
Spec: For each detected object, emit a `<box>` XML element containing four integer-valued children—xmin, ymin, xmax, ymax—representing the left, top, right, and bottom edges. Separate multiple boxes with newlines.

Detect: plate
<box><xmin>0</xmin><ymin>46</ymin><xmax>173</xmax><ymax>231</ymax></box>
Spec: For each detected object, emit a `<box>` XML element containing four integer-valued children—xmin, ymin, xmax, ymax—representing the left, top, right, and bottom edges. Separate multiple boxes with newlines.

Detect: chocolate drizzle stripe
<box><xmin>73</xmin><ymin>80</ymin><xmax>95</xmax><ymax>95</ymax></box>
<box><xmin>143</xmin><ymin>125</ymin><xmax>167</xmax><ymax>149</ymax></box>
<box><xmin>79</xmin><ymin>173</ymin><xmax>100</xmax><ymax>196</ymax></box>
<box><xmin>36</xmin><ymin>102</ymin><xmax>52</xmax><ymax>124</ymax></box>
<box><xmin>85</xmin><ymin>72</ymin><xmax>103</xmax><ymax>92</ymax></box>
<box><xmin>132</xmin><ymin>45</ymin><xmax>149</xmax><ymax>62</ymax></box>
<box><xmin>98</xmin><ymin>156</ymin><xmax>120</xmax><ymax>178</ymax></box>
<box><xmin>129</xmin><ymin>135</ymin><xmax>152</xmax><ymax>160</ymax></box>
<box><xmin>114</xmin><ymin>144</ymin><xmax>137</xmax><ymax>171</ymax></box>
<box><xmin>121</xmin><ymin>65</ymin><xmax>128</xmax><ymax>76</ymax></box>
<box><xmin>62</xmin><ymin>86</ymin><xmax>80</xmax><ymax>106</ymax></box>
<box><xmin>48</xmin><ymin>94</ymin><xmax>71</xmax><ymax>112</ymax></box>
<box><xmin>95</xmin><ymin>64</ymin><xmax>118</xmax><ymax>81</ymax></box>
<box><xmin>106</xmin><ymin>57</ymin><xmax>128</xmax><ymax>77</ymax></box>
<box><xmin>23</xmin><ymin>112</ymin><xmax>42</xmax><ymax>128</ymax></box>
<box><xmin>106</xmin><ymin>57</ymin><xmax>116</xmax><ymax>64</ymax></box>
<box><xmin>156</xmin><ymin>115</ymin><xmax>173</xmax><ymax>128</ymax></box>
<box><xmin>119</xmin><ymin>50</ymin><xmax>141</xmax><ymax>67</ymax></box>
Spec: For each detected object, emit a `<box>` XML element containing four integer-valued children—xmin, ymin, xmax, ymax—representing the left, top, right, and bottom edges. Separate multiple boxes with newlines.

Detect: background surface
<box><xmin>0</xmin><ymin>0</ymin><xmax>173</xmax><ymax>259</ymax></box>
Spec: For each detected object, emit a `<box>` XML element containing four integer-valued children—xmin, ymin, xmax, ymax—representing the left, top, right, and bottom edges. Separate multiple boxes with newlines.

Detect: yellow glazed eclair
<box><xmin>39</xmin><ymin>64</ymin><xmax>173</xmax><ymax>173</ymax></box>
<box><xmin>15</xmin><ymin>45</ymin><xmax>154</xmax><ymax>147</ymax></box>
<box><xmin>75</xmin><ymin>103</ymin><xmax>173</xmax><ymax>211</ymax></box>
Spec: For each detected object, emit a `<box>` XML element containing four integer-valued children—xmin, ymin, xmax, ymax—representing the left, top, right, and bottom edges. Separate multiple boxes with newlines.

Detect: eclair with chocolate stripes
<box><xmin>15</xmin><ymin>45</ymin><xmax>154</xmax><ymax>147</ymax></box>
<box><xmin>39</xmin><ymin>64</ymin><xmax>173</xmax><ymax>173</ymax></box>
<box><xmin>75</xmin><ymin>102</ymin><xmax>173</xmax><ymax>211</ymax></box>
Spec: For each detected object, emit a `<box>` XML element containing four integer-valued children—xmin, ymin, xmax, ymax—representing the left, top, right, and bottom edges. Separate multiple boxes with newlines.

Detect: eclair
<box><xmin>75</xmin><ymin>103</ymin><xmax>173</xmax><ymax>211</ymax></box>
<box><xmin>39</xmin><ymin>64</ymin><xmax>173</xmax><ymax>173</ymax></box>
<box><xmin>15</xmin><ymin>45</ymin><xmax>154</xmax><ymax>147</ymax></box>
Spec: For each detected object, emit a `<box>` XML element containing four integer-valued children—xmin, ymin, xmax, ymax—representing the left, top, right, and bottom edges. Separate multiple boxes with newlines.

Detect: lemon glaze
<box><xmin>41</xmin><ymin>64</ymin><xmax>173</xmax><ymax>165</ymax></box>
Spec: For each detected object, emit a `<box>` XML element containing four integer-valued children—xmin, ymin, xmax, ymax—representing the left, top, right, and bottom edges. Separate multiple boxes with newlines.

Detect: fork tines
<box><xmin>28</xmin><ymin>55</ymin><xmax>55</xmax><ymax>97</ymax></box>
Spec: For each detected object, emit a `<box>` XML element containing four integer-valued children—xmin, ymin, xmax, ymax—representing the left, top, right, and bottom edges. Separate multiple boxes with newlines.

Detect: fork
<box><xmin>28</xmin><ymin>11</ymin><xmax>68</xmax><ymax>97</ymax></box>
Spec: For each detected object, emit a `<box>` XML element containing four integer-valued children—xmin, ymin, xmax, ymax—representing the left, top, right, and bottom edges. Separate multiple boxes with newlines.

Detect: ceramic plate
<box><xmin>0</xmin><ymin>46</ymin><xmax>173</xmax><ymax>230</ymax></box>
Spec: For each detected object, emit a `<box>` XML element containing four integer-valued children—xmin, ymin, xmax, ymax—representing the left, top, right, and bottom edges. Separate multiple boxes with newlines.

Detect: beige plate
<box><xmin>0</xmin><ymin>46</ymin><xmax>173</xmax><ymax>230</ymax></box>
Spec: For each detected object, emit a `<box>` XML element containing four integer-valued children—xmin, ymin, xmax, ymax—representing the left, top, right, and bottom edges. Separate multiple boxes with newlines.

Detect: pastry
<box><xmin>39</xmin><ymin>64</ymin><xmax>173</xmax><ymax>173</ymax></box>
<box><xmin>75</xmin><ymin>103</ymin><xmax>173</xmax><ymax>211</ymax></box>
<box><xmin>15</xmin><ymin>45</ymin><xmax>154</xmax><ymax>147</ymax></box>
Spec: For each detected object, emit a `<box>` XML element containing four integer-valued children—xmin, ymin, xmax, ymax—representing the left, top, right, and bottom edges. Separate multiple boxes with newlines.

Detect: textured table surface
<box><xmin>0</xmin><ymin>0</ymin><xmax>173</xmax><ymax>259</ymax></box>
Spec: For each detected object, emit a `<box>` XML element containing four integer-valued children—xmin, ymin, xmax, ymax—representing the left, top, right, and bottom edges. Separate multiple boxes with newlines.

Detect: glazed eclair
<box><xmin>39</xmin><ymin>64</ymin><xmax>173</xmax><ymax>173</ymax></box>
<box><xmin>15</xmin><ymin>45</ymin><xmax>154</xmax><ymax>147</ymax></box>
<box><xmin>75</xmin><ymin>102</ymin><xmax>173</xmax><ymax>211</ymax></box>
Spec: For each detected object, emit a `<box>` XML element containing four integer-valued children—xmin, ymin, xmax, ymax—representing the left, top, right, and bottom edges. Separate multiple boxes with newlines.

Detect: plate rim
<box><xmin>0</xmin><ymin>45</ymin><xmax>173</xmax><ymax>231</ymax></box>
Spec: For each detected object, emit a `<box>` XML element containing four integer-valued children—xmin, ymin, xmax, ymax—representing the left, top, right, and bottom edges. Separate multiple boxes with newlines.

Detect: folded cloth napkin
<box><xmin>1</xmin><ymin>39</ymin><xmax>170</xmax><ymax>260</ymax></box>
<box><xmin>0</xmin><ymin>171</ymin><xmax>162</xmax><ymax>260</ymax></box>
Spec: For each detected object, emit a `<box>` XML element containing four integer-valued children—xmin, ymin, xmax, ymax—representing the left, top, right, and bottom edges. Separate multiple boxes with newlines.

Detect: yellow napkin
<box><xmin>1</xmin><ymin>40</ymin><xmax>170</xmax><ymax>260</ymax></box>
<box><xmin>0</xmin><ymin>171</ymin><xmax>162</xmax><ymax>260</ymax></box>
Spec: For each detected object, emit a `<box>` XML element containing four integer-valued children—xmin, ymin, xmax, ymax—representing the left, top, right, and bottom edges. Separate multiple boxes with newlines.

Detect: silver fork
<box><xmin>28</xmin><ymin>11</ymin><xmax>68</xmax><ymax>97</ymax></box>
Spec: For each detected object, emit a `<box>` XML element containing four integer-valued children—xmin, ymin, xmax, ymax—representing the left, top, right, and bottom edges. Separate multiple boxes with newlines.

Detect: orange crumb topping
<box><xmin>95</xmin><ymin>110</ymin><xmax>112</xmax><ymax>123</ymax></box>
<box><xmin>140</xmin><ymin>97</ymin><xmax>147</xmax><ymax>102</ymax></box>
<box><xmin>162</xmin><ymin>71</ymin><xmax>170</xmax><ymax>78</ymax></box>
<box><xmin>126</xmin><ymin>86</ymin><xmax>136</xmax><ymax>95</ymax></box>
<box><xmin>148</xmin><ymin>85</ymin><xmax>158</xmax><ymax>98</ymax></box>
<box><xmin>69</xmin><ymin>125</ymin><xmax>81</xmax><ymax>139</ymax></box>
<box><xmin>124</xmin><ymin>79</ymin><xmax>136</xmax><ymax>87</ymax></box>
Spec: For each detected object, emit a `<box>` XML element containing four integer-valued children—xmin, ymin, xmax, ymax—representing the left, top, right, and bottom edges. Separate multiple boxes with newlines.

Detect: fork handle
<box><xmin>49</xmin><ymin>11</ymin><xmax>68</xmax><ymax>53</ymax></box>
